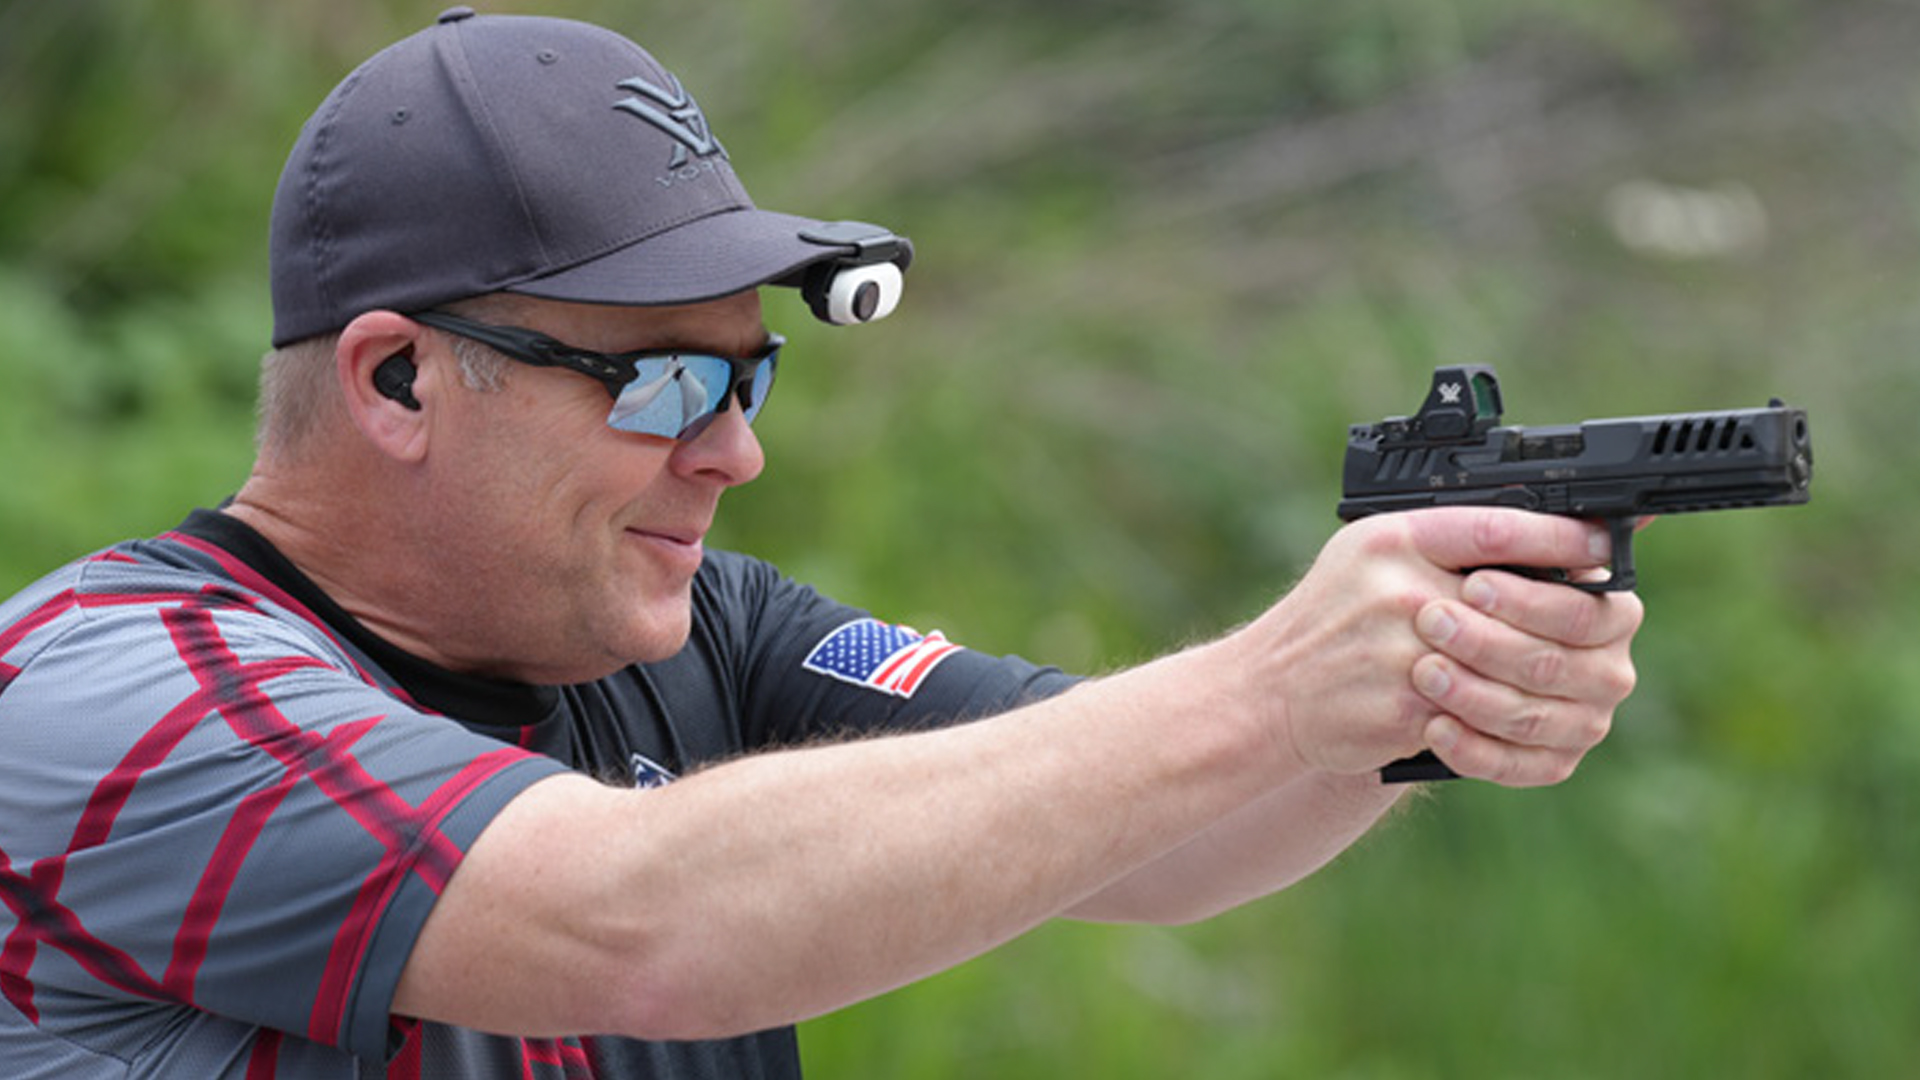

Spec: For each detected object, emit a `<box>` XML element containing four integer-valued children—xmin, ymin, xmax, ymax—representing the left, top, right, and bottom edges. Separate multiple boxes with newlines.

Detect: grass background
<box><xmin>4</xmin><ymin>0</ymin><xmax>1918</xmax><ymax>1074</ymax></box>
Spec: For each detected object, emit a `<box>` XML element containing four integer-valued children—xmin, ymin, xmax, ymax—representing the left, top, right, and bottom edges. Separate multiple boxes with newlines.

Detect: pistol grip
<box><xmin>1381</xmin><ymin>750</ymin><xmax>1458</xmax><ymax>783</ymax></box>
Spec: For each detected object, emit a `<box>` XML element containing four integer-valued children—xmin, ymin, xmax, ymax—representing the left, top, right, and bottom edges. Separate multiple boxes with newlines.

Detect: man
<box><xmin>0</xmin><ymin>9</ymin><xmax>1642</xmax><ymax>1079</ymax></box>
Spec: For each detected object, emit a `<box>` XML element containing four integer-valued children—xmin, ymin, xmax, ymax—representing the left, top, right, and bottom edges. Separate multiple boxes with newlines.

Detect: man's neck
<box><xmin>224</xmin><ymin>472</ymin><xmax>461</xmax><ymax>673</ymax></box>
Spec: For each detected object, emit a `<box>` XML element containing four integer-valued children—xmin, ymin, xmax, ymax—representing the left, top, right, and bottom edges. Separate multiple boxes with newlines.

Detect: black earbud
<box><xmin>373</xmin><ymin>350</ymin><xmax>421</xmax><ymax>411</ymax></box>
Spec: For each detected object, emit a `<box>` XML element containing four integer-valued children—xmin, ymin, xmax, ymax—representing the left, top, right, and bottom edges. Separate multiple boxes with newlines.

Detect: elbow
<box><xmin>586</xmin><ymin>927</ymin><xmax>791</xmax><ymax>1041</ymax></box>
<box><xmin>606</xmin><ymin>976</ymin><xmax>755</xmax><ymax>1043</ymax></box>
<box><xmin>1065</xmin><ymin>884</ymin><xmax>1245</xmax><ymax>928</ymax></box>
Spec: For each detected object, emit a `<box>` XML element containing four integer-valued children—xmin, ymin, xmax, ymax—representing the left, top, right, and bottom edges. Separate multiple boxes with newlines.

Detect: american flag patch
<box><xmin>801</xmin><ymin>618</ymin><xmax>963</xmax><ymax>698</ymax></box>
<box><xmin>630</xmin><ymin>752</ymin><xmax>677</xmax><ymax>790</ymax></box>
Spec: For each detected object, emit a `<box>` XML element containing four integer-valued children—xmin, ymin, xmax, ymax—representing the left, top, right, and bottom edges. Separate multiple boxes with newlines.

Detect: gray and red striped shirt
<box><xmin>0</xmin><ymin>509</ymin><xmax>1074</xmax><ymax>1078</ymax></box>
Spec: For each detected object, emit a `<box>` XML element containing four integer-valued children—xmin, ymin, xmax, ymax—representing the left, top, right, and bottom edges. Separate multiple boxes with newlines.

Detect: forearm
<box><xmin>1065</xmin><ymin>768</ymin><xmax>1405</xmax><ymax>925</ymax></box>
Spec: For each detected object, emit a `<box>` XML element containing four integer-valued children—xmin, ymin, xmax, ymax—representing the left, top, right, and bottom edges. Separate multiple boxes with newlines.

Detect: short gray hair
<box><xmin>435</xmin><ymin>295</ymin><xmax>519</xmax><ymax>392</ymax></box>
<box><xmin>255</xmin><ymin>296</ymin><xmax>521</xmax><ymax>460</ymax></box>
<box><xmin>255</xmin><ymin>332</ymin><xmax>340</xmax><ymax>458</ymax></box>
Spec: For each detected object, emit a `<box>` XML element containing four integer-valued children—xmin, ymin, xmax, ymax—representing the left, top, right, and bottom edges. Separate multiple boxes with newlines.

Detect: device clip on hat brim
<box><xmin>794</xmin><ymin>221</ymin><xmax>912</xmax><ymax>326</ymax></box>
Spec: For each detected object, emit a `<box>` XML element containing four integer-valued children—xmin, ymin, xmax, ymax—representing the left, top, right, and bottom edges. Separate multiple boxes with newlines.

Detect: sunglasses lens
<box><xmin>606</xmin><ymin>355</ymin><xmax>776</xmax><ymax>439</ymax></box>
<box><xmin>738</xmin><ymin>356</ymin><xmax>776</xmax><ymax>423</ymax></box>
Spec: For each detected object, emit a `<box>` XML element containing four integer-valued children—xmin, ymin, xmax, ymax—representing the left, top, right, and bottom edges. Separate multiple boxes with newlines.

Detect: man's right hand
<box><xmin>1231</xmin><ymin>507</ymin><xmax>1643</xmax><ymax>786</ymax></box>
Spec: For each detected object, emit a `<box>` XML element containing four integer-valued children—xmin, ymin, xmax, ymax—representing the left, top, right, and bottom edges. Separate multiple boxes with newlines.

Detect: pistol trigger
<box><xmin>1576</xmin><ymin>517</ymin><xmax>1639</xmax><ymax>594</ymax></box>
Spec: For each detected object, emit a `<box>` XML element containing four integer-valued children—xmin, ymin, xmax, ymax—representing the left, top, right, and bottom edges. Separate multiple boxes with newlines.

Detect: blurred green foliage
<box><xmin>4</xmin><ymin>0</ymin><xmax>1919</xmax><ymax>1075</ymax></box>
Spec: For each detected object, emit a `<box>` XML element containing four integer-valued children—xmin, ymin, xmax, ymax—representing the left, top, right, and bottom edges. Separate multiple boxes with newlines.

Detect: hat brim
<box><xmin>502</xmin><ymin>207</ymin><xmax>861</xmax><ymax>308</ymax></box>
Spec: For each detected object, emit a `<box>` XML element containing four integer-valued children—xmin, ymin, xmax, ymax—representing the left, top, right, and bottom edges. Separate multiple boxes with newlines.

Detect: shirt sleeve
<box><xmin>0</xmin><ymin>571</ymin><xmax>568</xmax><ymax>1061</ymax></box>
<box><xmin>680</xmin><ymin>550</ymin><xmax>1083</xmax><ymax>748</ymax></box>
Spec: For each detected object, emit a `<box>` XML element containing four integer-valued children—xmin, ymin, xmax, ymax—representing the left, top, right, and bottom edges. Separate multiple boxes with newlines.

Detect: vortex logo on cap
<box><xmin>613</xmin><ymin>72</ymin><xmax>727</xmax><ymax>170</ymax></box>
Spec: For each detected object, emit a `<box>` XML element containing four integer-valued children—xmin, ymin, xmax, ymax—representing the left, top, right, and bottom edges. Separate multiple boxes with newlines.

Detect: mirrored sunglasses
<box><xmin>409</xmin><ymin>310</ymin><xmax>781</xmax><ymax>441</ymax></box>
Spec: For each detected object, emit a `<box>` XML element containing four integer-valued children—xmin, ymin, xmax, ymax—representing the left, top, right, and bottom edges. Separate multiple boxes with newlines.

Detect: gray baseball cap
<box><xmin>269</xmin><ymin>6</ymin><xmax>909</xmax><ymax>346</ymax></box>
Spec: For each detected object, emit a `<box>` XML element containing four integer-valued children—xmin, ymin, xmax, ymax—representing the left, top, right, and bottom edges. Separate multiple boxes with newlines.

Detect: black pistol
<box><xmin>1337</xmin><ymin>365</ymin><xmax>1813</xmax><ymax>783</ymax></box>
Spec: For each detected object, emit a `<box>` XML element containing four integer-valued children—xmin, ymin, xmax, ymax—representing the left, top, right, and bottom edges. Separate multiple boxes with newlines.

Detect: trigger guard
<box><xmin>1479</xmin><ymin>518</ymin><xmax>1640</xmax><ymax>593</ymax></box>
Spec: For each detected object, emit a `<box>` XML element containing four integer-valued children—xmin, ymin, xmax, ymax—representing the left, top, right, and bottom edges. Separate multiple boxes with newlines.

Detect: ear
<box><xmin>338</xmin><ymin>311</ymin><xmax>435</xmax><ymax>462</ymax></box>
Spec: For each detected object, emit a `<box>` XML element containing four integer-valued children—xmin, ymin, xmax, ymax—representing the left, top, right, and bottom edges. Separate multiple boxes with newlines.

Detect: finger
<box><xmin>1459</xmin><ymin>572</ymin><xmax>1645</xmax><ymax>649</ymax></box>
<box><xmin>1424</xmin><ymin>715</ymin><xmax>1584</xmax><ymax>788</ymax></box>
<box><xmin>1403</xmin><ymin>507</ymin><xmax>1611</xmax><ymax>577</ymax></box>
<box><xmin>1410</xmin><ymin>652</ymin><xmax>1615</xmax><ymax>753</ymax></box>
<box><xmin>1415</xmin><ymin>597</ymin><xmax>1639</xmax><ymax>702</ymax></box>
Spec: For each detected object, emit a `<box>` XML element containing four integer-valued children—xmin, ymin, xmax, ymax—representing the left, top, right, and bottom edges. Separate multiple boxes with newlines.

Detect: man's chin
<box><xmin>616</xmin><ymin>595</ymin><xmax>696</xmax><ymax>665</ymax></box>
<box><xmin>512</xmin><ymin>598</ymin><xmax>693</xmax><ymax>685</ymax></box>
